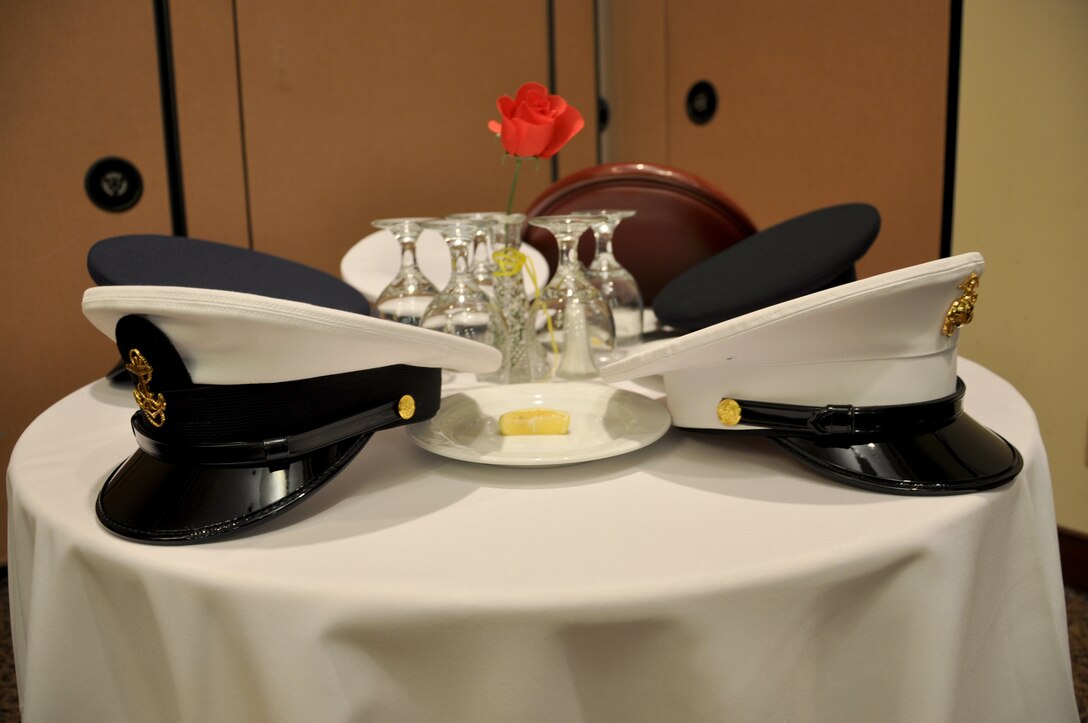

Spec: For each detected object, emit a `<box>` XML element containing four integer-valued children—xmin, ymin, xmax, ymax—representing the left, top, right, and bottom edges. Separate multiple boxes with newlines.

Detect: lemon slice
<box><xmin>498</xmin><ymin>408</ymin><xmax>570</xmax><ymax>435</ymax></box>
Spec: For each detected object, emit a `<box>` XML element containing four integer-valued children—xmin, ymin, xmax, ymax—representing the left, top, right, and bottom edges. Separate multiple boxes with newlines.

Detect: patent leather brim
<box><xmin>772</xmin><ymin>414</ymin><xmax>1023</xmax><ymax>495</ymax></box>
<box><xmin>96</xmin><ymin>434</ymin><xmax>371</xmax><ymax>544</ymax></box>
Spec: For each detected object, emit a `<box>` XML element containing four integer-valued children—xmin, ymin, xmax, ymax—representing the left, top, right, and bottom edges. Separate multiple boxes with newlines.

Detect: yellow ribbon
<box><xmin>492</xmin><ymin>247</ymin><xmax>540</xmax><ymax>289</ymax></box>
<box><xmin>492</xmin><ymin>247</ymin><xmax>559</xmax><ymax>375</ymax></box>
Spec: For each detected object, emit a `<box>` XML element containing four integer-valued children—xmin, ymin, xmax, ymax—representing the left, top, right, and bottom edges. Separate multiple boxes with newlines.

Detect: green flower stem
<box><xmin>505</xmin><ymin>156</ymin><xmax>524</xmax><ymax>215</ymax></box>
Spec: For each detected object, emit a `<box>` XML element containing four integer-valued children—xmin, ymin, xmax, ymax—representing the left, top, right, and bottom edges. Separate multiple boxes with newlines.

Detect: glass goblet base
<box><xmin>376</xmin><ymin>295</ymin><xmax>434</xmax><ymax>326</ymax></box>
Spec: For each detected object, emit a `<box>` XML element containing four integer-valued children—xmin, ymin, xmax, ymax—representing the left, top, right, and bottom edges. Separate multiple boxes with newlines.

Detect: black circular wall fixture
<box><xmin>685</xmin><ymin>81</ymin><xmax>718</xmax><ymax>125</ymax></box>
<box><xmin>85</xmin><ymin>157</ymin><xmax>143</xmax><ymax>212</ymax></box>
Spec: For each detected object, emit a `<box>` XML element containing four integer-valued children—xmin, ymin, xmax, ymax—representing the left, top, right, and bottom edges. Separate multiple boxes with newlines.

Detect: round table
<box><xmin>6</xmin><ymin>359</ymin><xmax>1077</xmax><ymax>722</ymax></box>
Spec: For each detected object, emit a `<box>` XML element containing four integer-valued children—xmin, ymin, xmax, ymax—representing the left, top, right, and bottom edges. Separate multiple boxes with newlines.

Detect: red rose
<box><xmin>487</xmin><ymin>82</ymin><xmax>585</xmax><ymax>159</ymax></box>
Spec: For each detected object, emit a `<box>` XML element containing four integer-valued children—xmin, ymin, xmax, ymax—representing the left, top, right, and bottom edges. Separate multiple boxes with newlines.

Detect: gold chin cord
<box><xmin>125</xmin><ymin>348</ymin><xmax>167</xmax><ymax>427</ymax></box>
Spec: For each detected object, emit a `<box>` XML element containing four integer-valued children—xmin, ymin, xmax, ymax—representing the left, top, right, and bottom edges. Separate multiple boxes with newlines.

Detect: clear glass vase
<box><xmin>489</xmin><ymin>213</ymin><xmax>538</xmax><ymax>384</ymax></box>
<box><xmin>526</xmin><ymin>215</ymin><xmax>616</xmax><ymax>381</ymax></box>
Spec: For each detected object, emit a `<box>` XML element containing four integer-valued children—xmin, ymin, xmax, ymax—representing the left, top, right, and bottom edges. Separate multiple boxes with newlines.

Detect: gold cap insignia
<box><xmin>397</xmin><ymin>395</ymin><xmax>416</xmax><ymax>420</ymax></box>
<box><xmin>943</xmin><ymin>272</ymin><xmax>980</xmax><ymax>337</ymax></box>
<box><xmin>125</xmin><ymin>349</ymin><xmax>166</xmax><ymax>427</ymax></box>
<box><xmin>717</xmin><ymin>398</ymin><xmax>742</xmax><ymax>426</ymax></box>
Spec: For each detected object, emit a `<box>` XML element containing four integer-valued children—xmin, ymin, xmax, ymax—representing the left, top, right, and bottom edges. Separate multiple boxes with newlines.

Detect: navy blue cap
<box><xmin>652</xmin><ymin>204</ymin><xmax>879</xmax><ymax>331</ymax></box>
<box><xmin>88</xmin><ymin>234</ymin><xmax>370</xmax><ymax>316</ymax></box>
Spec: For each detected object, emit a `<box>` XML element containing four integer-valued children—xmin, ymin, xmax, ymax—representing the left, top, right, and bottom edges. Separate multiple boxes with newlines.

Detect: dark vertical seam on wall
<box><xmin>153</xmin><ymin>0</ymin><xmax>187</xmax><ymax>236</ymax></box>
<box><xmin>547</xmin><ymin>0</ymin><xmax>559</xmax><ymax>181</ymax></box>
<box><xmin>662</xmin><ymin>1</ymin><xmax>671</xmax><ymax>165</ymax></box>
<box><xmin>593</xmin><ymin>0</ymin><xmax>602</xmax><ymax>165</ymax></box>
<box><xmin>941</xmin><ymin>0</ymin><xmax>963</xmax><ymax>258</ymax></box>
<box><xmin>231</xmin><ymin>0</ymin><xmax>255</xmax><ymax>249</ymax></box>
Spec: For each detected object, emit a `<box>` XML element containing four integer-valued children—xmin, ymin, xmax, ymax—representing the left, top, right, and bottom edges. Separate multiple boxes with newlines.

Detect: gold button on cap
<box><xmin>397</xmin><ymin>395</ymin><xmax>416</xmax><ymax>420</ymax></box>
<box><xmin>717</xmin><ymin>398</ymin><xmax>742</xmax><ymax>426</ymax></box>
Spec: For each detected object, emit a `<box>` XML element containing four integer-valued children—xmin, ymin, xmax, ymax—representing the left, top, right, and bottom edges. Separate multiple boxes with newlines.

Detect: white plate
<box><xmin>341</xmin><ymin>230</ymin><xmax>550</xmax><ymax>303</ymax></box>
<box><xmin>407</xmin><ymin>383</ymin><xmax>671</xmax><ymax>467</ymax></box>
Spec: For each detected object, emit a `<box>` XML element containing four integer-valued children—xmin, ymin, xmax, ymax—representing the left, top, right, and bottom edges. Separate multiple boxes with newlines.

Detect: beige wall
<box><xmin>600</xmin><ymin>0</ymin><xmax>951</xmax><ymax>278</ymax></box>
<box><xmin>953</xmin><ymin>0</ymin><xmax>1088</xmax><ymax>531</ymax></box>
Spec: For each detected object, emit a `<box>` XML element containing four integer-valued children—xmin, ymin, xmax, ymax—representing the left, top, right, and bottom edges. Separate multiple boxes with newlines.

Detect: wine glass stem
<box><xmin>558</xmin><ymin>234</ymin><xmax>579</xmax><ymax>268</ymax></box>
<box><xmin>450</xmin><ymin>243</ymin><xmax>471</xmax><ymax>278</ymax></box>
<box><xmin>472</xmin><ymin>233</ymin><xmax>490</xmax><ymax>269</ymax></box>
<box><xmin>595</xmin><ymin>229</ymin><xmax>614</xmax><ymax>257</ymax></box>
<box><xmin>399</xmin><ymin>241</ymin><xmax>419</xmax><ymax>270</ymax></box>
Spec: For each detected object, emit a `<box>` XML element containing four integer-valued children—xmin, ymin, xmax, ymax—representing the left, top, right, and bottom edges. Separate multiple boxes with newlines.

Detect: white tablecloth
<box><xmin>7</xmin><ymin>359</ymin><xmax>1077</xmax><ymax>722</ymax></box>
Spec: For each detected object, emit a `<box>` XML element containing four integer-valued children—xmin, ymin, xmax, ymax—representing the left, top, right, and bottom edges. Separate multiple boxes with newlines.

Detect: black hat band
<box><xmin>127</xmin><ymin>364</ymin><xmax>440</xmax><ymax>467</ymax></box>
<box><xmin>717</xmin><ymin>378</ymin><xmax>965</xmax><ymax>438</ymax></box>
<box><xmin>131</xmin><ymin>394</ymin><xmax>413</xmax><ymax>467</ymax></box>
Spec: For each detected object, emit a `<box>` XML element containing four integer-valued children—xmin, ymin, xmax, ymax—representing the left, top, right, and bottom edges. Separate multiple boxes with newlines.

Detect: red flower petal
<box><xmin>514</xmin><ymin>100</ymin><xmax>553</xmax><ymax>125</ymax></box>
<box><xmin>514</xmin><ymin>82</ymin><xmax>549</xmax><ymax>104</ymax></box>
<box><xmin>510</xmin><ymin>116</ymin><xmax>553</xmax><ymax>157</ymax></box>
<box><xmin>545</xmin><ymin>94</ymin><xmax>568</xmax><ymax>117</ymax></box>
<box><xmin>499</xmin><ymin>117</ymin><xmax>522</xmax><ymax>156</ymax></box>
<box><xmin>487</xmin><ymin>119</ymin><xmax>502</xmax><ymax>134</ymax></box>
<box><xmin>538</xmin><ymin>105</ymin><xmax>585</xmax><ymax>158</ymax></box>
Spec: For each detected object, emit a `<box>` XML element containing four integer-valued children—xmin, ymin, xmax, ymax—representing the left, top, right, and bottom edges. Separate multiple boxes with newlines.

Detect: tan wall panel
<box><xmin>601</xmin><ymin>0</ymin><xmax>949</xmax><ymax>276</ymax></box>
<box><xmin>1</xmin><ymin>4</ymin><xmax>172</xmax><ymax>562</ymax></box>
<box><xmin>553</xmin><ymin>0</ymin><xmax>601</xmax><ymax>176</ymax></box>
<box><xmin>665</xmin><ymin>0</ymin><xmax>950</xmax><ymax>276</ymax></box>
<box><xmin>171</xmin><ymin>0</ymin><xmax>251</xmax><ymax>247</ymax></box>
<box><xmin>598</xmin><ymin>0</ymin><xmax>670</xmax><ymax>164</ymax></box>
<box><xmin>235</xmin><ymin>0</ymin><xmax>572</xmax><ymax>274</ymax></box>
<box><xmin>665</xmin><ymin>0</ymin><xmax>949</xmax><ymax>276</ymax></box>
<box><xmin>953</xmin><ymin>0</ymin><xmax>1088</xmax><ymax>532</ymax></box>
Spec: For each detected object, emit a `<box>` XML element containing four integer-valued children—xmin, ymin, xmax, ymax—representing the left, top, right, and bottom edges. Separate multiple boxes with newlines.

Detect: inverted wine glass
<box><xmin>447</xmin><ymin>211</ymin><xmax>503</xmax><ymax>300</ymax></box>
<box><xmin>371</xmin><ymin>217</ymin><xmax>438</xmax><ymax>325</ymax></box>
<box><xmin>574</xmin><ymin>209</ymin><xmax>643</xmax><ymax>347</ymax></box>
<box><xmin>526</xmin><ymin>215</ymin><xmax>615</xmax><ymax>380</ymax></box>
<box><xmin>419</xmin><ymin>220</ymin><xmax>506</xmax><ymax>370</ymax></box>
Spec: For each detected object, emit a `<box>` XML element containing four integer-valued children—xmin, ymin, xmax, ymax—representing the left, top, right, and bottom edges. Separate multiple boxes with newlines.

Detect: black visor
<box><xmin>773</xmin><ymin>413</ymin><xmax>1023</xmax><ymax>495</ymax></box>
<box><xmin>98</xmin><ymin>434</ymin><xmax>371</xmax><ymax>543</ymax></box>
<box><xmin>703</xmin><ymin>378</ymin><xmax>1023</xmax><ymax>495</ymax></box>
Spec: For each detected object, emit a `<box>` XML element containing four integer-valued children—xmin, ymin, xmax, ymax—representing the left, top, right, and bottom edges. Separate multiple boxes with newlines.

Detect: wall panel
<box><xmin>233</xmin><ymin>0</ymin><xmax>588</xmax><ymax>273</ymax></box>
<box><xmin>601</xmin><ymin>0</ymin><xmax>951</xmax><ymax>277</ymax></box>
<box><xmin>553</xmin><ymin>0</ymin><xmax>602</xmax><ymax>176</ymax></box>
<box><xmin>170</xmin><ymin>0</ymin><xmax>251</xmax><ymax>247</ymax></box>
